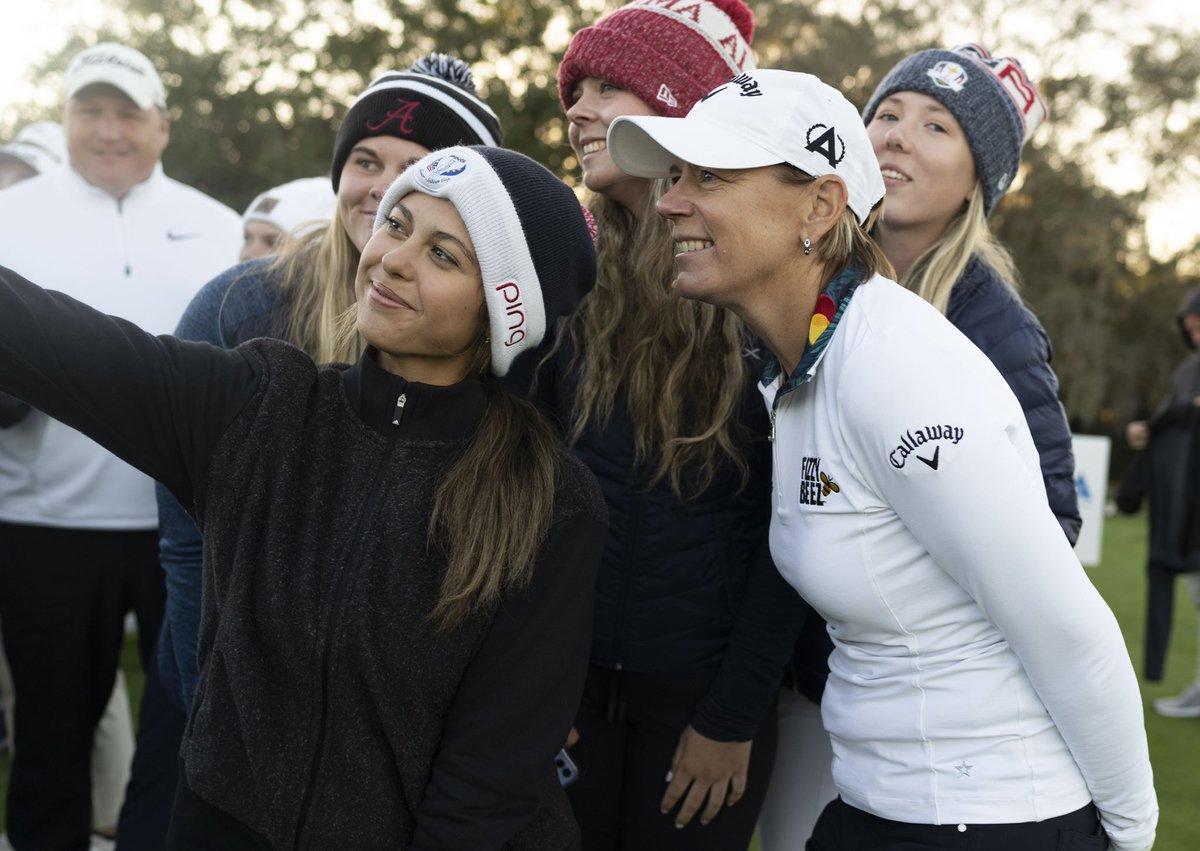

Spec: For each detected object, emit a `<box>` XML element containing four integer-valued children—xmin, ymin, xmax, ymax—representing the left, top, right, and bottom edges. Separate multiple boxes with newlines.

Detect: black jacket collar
<box><xmin>341</xmin><ymin>347</ymin><xmax>487</xmax><ymax>441</ymax></box>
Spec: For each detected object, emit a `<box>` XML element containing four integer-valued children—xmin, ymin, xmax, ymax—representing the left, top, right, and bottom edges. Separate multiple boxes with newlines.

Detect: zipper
<box><xmin>293</xmin><ymin>387</ymin><xmax>408</xmax><ymax>848</ymax></box>
<box><xmin>117</xmin><ymin>197</ymin><xmax>131</xmax><ymax>277</ymax></box>
<box><xmin>770</xmin><ymin>393</ymin><xmax>786</xmax><ymax>514</ymax></box>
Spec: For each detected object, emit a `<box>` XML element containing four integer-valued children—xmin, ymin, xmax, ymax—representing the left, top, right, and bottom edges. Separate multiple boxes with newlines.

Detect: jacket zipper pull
<box><xmin>769</xmin><ymin>409</ymin><xmax>776</xmax><ymax>443</ymax></box>
<box><xmin>392</xmin><ymin>393</ymin><xmax>407</xmax><ymax>426</ymax></box>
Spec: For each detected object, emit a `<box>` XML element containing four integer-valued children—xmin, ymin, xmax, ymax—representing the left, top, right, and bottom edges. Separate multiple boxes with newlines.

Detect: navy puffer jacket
<box><xmin>946</xmin><ymin>256</ymin><xmax>1081</xmax><ymax>543</ymax></box>
<box><xmin>534</xmin><ymin>333</ymin><xmax>805</xmax><ymax>740</ymax></box>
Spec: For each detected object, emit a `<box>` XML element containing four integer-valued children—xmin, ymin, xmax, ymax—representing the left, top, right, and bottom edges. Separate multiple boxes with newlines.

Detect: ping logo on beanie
<box><xmin>375</xmin><ymin>146</ymin><xmax>597</xmax><ymax>378</ymax></box>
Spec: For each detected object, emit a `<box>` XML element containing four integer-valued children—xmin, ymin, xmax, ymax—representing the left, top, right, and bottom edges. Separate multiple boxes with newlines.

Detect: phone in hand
<box><xmin>555</xmin><ymin>748</ymin><xmax>580</xmax><ymax>787</ymax></box>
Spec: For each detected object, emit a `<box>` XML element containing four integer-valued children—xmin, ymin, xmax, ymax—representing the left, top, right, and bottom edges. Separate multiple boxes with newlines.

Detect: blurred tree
<box><xmin>4</xmin><ymin>0</ymin><xmax>1200</xmax><ymax>437</ymax></box>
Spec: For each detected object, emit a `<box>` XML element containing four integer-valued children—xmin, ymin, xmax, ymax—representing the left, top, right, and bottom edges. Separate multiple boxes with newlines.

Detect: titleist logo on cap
<box><xmin>76</xmin><ymin>52</ymin><xmax>150</xmax><ymax>78</ymax></box>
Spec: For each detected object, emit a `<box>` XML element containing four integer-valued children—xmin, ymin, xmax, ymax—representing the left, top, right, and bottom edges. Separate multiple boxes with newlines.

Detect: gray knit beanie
<box><xmin>863</xmin><ymin>44</ymin><xmax>1047</xmax><ymax>216</ymax></box>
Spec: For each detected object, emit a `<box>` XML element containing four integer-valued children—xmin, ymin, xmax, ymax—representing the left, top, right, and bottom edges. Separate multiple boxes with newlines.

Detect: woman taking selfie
<box><xmin>607</xmin><ymin>68</ymin><xmax>1156</xmax><ymax>850</ymax></box>
<box><xmin>156</xmin><ymin>54</ymin><xmax>506</xmax><ymax>716</ymax></box>
<box><xmin>0</xmin><ymin>145</ymin><xmax>604</xmax><ymax>849</ymax></box>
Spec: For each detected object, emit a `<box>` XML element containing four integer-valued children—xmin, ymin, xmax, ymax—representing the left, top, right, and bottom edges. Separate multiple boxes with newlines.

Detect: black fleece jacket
<box><xmin>0</xmin><ymin>266</ymin><xmax>608</xmax><ymax>850</ymax></box>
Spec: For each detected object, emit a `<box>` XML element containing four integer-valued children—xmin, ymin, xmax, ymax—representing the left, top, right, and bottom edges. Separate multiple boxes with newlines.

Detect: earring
<box><xmin>803</xmin><ymin>237</ymin><xmax>812</xmax><ymax>256</ymax></box>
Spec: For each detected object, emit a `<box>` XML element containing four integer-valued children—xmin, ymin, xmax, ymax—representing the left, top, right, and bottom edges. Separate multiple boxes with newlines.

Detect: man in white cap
<box><xmin>0</xmin><ymin>42</ymin><xmax>239</xmax><ymax>851</ymax></box>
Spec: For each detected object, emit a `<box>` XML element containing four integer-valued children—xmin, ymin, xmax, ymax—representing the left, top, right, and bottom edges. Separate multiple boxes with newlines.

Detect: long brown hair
<box><xmin>560</xmin><ymin>186</ymin><xmax>752</xmax><ymax>499</ymax></box>
<box><xmin>337</xmin><ymin>302</ymin><xmax>564</xmax><ymax>630</ymax></box>
<box><xmin>429</xmin><ymin>374</ymin><xmax>563</xmax><ymax>629</ymax></box>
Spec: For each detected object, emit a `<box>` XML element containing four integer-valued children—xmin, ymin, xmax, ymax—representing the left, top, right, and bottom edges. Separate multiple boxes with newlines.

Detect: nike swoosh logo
<box><xmin>166</xmin><ymin>231</ymin><xmax>200</xmax><ymax>240</ymax></box>
<box><xmin>917</xmin><ymin>446</ymin><xmax>940</xmax><ymax>470</ymax></box>
<box><xmin>699</xmin><ymin>86</ymin><xmax>728</xmax><ymax>103</ymax></box>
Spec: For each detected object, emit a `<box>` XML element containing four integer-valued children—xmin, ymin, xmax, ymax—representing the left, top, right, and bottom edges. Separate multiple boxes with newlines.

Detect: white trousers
<box><xmin>756</xmin><ymin>689</ymin><xmax>839</xmax><ymax>850</ymax></box>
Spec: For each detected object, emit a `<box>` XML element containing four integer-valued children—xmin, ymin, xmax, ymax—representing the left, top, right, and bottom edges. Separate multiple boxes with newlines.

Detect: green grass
<box><xmin>1094</xmin><ymin>513</ymin><xmax>1200</xmax><ymax>851</ymax></box>
<box><xmin>2</xmin><ymin>513</ymin><xmax>1197</xmax><ymax>848</ymax></box>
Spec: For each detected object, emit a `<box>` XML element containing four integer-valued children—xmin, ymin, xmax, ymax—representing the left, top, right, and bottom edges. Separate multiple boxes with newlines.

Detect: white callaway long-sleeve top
<box><xmin>763</xmin><ymin>274</ymin><xmax>1156</xmax><ymax>851</ymax></box>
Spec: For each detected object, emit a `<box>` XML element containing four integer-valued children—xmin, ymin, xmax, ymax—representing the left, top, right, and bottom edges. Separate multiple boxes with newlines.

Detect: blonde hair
<box><xmin>560</xmin><ymin>185</ymin><xmax>752</xmax><ymax>499</ymax></box>
<box><xmin>270</xmin><ymin>206</ymin><xmax>365</xmax><ymax>364</ymax></box>
<box><xmin>893</xmin><ymin>184</ymin><xmax>1018</xmax><ymax>314</ymax></box>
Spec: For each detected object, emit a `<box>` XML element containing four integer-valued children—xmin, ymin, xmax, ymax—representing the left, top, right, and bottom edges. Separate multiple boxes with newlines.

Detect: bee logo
<box><xmin>820</xmin><ymin>472</ymin><xmax>840</xmax><ymax>497</ymax></box>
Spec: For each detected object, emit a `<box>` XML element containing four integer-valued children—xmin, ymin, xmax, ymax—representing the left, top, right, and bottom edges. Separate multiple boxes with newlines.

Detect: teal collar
<box><xmin>761</xmin><ymin>264</ymin><xmax>867</xmax><ymax>401</ymax></box>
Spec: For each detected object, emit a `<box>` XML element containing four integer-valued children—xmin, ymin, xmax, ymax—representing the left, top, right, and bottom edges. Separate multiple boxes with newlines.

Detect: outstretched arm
<box><xmin>0</xmin><ymin>265</ymin><xmax>262</xmax><ymax>504</ymax></box>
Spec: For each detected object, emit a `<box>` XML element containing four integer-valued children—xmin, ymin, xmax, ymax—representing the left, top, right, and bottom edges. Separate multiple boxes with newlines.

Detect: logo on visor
<box><xmin>731</xmin><ymin>72</ymin><xmax>762</xmax><ymax>97</ymax></box>
<box><xmin>926</xmin><ymin>61</ymin><xmax>969</xmax><ymax>92</ymax></box>
<box><xmin>805</xmin><ymin>124</ymin><xmax>845</xmax><ymax>169</ymax></box>
<box><xmin>416</xmin><ymin>154</ymin><xmax>468</xmax><ymax>189</ymax></box>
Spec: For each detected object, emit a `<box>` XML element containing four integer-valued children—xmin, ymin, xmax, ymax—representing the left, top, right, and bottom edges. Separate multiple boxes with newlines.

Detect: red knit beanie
<box><xmin>558</xmin><ymin>0</ymin><xmax>756</xmax><ymax>119</ymax></box>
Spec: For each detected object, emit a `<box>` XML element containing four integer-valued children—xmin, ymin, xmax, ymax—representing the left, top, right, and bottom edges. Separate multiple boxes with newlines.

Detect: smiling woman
<box><xmin>355</xmin><ymin>192</ymin><xmax>487</xmax><ymax>384</ymax></box>
<box><xmin>607</xmin><ymin>66</ymin><xmax>1158</xmax><ymax>851</ymax></box>
<box><xmin>0</xmin><ymin>144</ymin><xmax>605</xmax><ymax>848</ymax></box>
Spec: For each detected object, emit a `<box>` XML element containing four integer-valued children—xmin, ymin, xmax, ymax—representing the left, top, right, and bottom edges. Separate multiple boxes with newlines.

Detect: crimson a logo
<box><xmin>366</xmin><ymin>98</ymin><xmax>421</xmax><ymax>134</ymax></box>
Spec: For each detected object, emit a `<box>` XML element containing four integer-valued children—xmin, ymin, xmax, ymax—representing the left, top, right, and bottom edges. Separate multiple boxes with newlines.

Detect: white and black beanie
<box><xmin>331</xmin><ymin>54</ymin><xmax>503</xmax><ymax>191</ymax></box>
<box><xmin>863</xmin><ymin>43</ymin><xmax>1048</xmax><ymax>217</ymax></box>
<box><xmin>375</xmin><ymin>146</ymin><xmax>597</xmax><ymax>378</ymax></box>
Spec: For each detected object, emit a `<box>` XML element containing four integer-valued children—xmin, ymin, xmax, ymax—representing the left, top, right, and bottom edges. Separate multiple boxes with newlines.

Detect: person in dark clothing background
<box><xmin>0</xmin><ymin>145</ymin><xmax>607</xmax><ymax>849</ymax></box>
<box><xmin>1120</xmin><ymin>286</ymin><xmax>1200</xmax><ymax>714</ymax></box>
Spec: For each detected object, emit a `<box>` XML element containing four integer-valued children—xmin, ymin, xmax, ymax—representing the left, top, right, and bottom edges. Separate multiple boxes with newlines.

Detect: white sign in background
<box><xmin>1072</xmin><ymin>434</ymin><xmax>1112</xmax><ymax>567</ymax></box>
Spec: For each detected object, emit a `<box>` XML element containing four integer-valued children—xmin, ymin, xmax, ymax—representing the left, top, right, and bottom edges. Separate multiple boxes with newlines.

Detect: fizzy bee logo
<box><xmin>800</xmin><ymin>456</ymin><xmax>839</xmax><ymax>506</ymax></box>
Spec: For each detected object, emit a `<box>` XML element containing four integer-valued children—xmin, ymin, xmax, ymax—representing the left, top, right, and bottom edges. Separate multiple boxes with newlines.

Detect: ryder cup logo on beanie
<box><xmin>558</xmin><ymin>0</ymin><xmax>757</xmax><ymax>119</ymax></box>
<box><xmin>926</xmin><ymin>60</ymin><xmax>969</xmax><ymax>93</ymax></box>
<box><xmin>863</xmin><ymin>43</ymin><xmax>1048</xmax><ymax>216</ymax></box>
<box><xmin>375</xmin><ymin>146</ymin><xmax>597</xmax><ymax>378</ymax></box>
<box><xmin>607</xmin><ymin>69</ymin><xmax>884</xmax><ymax>224</ymax></box>
<box><xmin>65</xmin><ymin>43</ymin><xmax>166</xmax><ymax>111</ymax></box>
<box><xmin>415</xmin><ymin>154</ymin><xmax>469</xmax><ymax>189</ymax></box>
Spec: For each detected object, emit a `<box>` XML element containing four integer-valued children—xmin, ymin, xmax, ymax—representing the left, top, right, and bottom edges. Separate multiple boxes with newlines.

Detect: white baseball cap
<box><xmin>0</xmin><ymin>122</ymin><xmax>66</xmax><ymax>175</ymax></box>
<box><xmin>607</xmin><ymin>69</ymin><xmax>885</xmax><ymax>224</ymax></box>
<box><xmin>243</xmin><ymin>177</ymin><xmax>336</xmax><ymax>238</ymax></box>
<box><xmin>65</xmin><ymin>43</ymin><xmax>167</xmax><ymax>111</ymax></box>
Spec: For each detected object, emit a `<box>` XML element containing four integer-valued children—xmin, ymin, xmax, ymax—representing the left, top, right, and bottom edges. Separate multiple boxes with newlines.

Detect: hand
<box><xmin>565</xmin><ymin>726</ymin><xmax>579</xmax><ymax>749</ymax></box>
<box><xmin>659</xmin><ymin>725</ymin><xmax>752</xmax><ymax>829</ymax></box>
<box><xmin>1126</xmin><ymin>420</ymin><xmax>1150</xmax><ymax>450</ymax></box>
